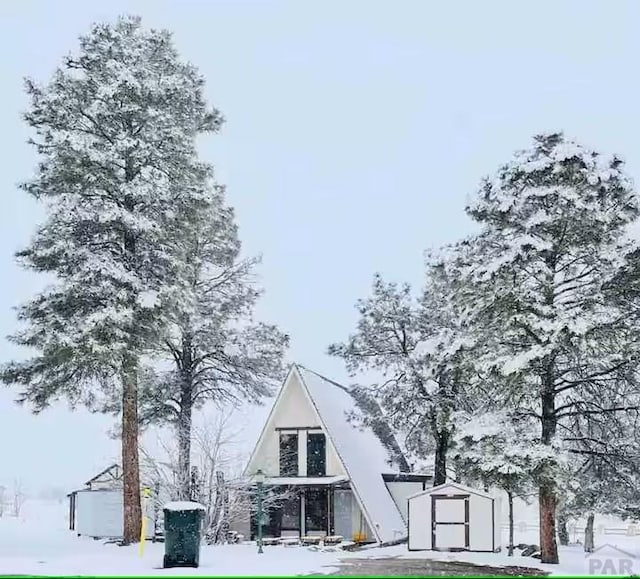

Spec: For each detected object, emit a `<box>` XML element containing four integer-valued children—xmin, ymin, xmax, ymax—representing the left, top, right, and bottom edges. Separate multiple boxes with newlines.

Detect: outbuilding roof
<box><xmin>407</xmin><ymin>481</ymin><xmax>496</xmax><ymax>501</ymax></box>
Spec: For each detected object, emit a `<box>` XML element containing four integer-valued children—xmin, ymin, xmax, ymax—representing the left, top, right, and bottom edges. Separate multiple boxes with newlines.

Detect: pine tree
<box><xmin>563</xmin><ymin>400</ymin><xmax>640</xmax><ymax>551</ymax></box>
<box><xmin>329</xmin><ymin>254</ymin><xmax>476</xmax><ymax>485</ymax></box>
<box><xmin>1</xmin><ymin>15</ymin><xmax>221</xmax><ymax>543</ymax></box>
<box><xmin>458</xmin><ymin>132</ymin><xmax>640</xmax><ymax>563</ymax></box>
<box><xmin>453</xmin><ymin>410</ymin><xmax>552</xmax><ymax>556</ymax></box>
<box><xmin>134</xmin><ymin>185</ymin><xmax>288</xmax><ymax>499</ymax></box>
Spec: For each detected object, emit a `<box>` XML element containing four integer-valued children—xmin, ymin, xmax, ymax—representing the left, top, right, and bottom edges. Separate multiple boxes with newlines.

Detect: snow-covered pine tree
<box><xmin>0</xmin><ymin>15</ymin><xmax>221</xmax><ymax>543</ymax></box>
<box><xmin>329</xmin><ymin>253</ymin><xmax>476</xmax><ymax>485</ymax></box>
<box><xmin>453</xmin><ymin>410</ymin><xmax>555</xmax><ymax>556</ymax></box>
<box><xmin>135</xmin><ymin>184</ymin><xmax>288</xmax><ymax>499</ymax></box>
<box><xmin>458</xmin><ymin>132</ymin><xmax>640</xmax><ymax>563</ymax></box>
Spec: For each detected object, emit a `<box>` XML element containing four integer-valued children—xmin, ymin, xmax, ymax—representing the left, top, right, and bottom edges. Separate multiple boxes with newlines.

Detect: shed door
<box><xmin>431</xmin><ymin>494</ymin><xmax>469</xmax><ymax>550</ymax></box>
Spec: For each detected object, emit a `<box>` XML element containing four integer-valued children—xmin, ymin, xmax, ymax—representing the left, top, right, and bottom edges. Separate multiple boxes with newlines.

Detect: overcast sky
<box><xmin>2</xmin><ymin>0</ymin><xmax>640</xmax><ymax>493</ymax></box>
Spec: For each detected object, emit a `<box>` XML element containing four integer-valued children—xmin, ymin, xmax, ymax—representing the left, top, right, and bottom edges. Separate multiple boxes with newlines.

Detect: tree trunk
<box><xmin>221</xmin><ymin>477</ymin><xmax>230</xmax><ymax>543</ymax></box>
<box><xmin>584</xmin><ymin>513</ymin><xmax>595</xmax><ymax>553</ymax></box>
<box><xmin>152</xmin><ymin>481</ymin><xmax>160</xmax><ymax>542</ymax></box>
<box><xmin>121</xmin><ymin>185</ymin><xmax>142</xmax><ymax>546</ymax></box>
<box><xmin>211</xmin><ymin>471</ymin><xmax>225</xmax><ymax>543</ymax></box>
<box><xmin>508</xmin><ymin>490</ymin><xmax>514</xmax><ymax>556</ymax></box>
<box><xmin>433</xmin><ymin>429</ymin><xmax>450</xmax><ymax>486</ymax></box>
<box><xmin>191</xmin><ymin>467</ymin><xmax>200</xmax><ymax>501</ymax></box>
<box><xmin>121</xmin><ymin>354</ymin><xmax>142</xmax><ymax>545</ymax></box>
<box><xmin>558</xmin><ymin>510</ymin><xmax>569</xmax><ymax>546</ymax></box>
<box><xmin>176</xmin><ymin>403</ymin><xmax>193</xmax><ymax>500</ymax></box>
<box><xmin>539</xmin><ymin>362</ymin><xmax>559</xmax><ymax>564</ymax></box>
<box><xmin>177</xmin><ymin>334</ymin><xmax>194</xmax><ymax>500</ymax></box>
<box><xmin>539</xmin><ymin>481</ymin><xmax>558</xmax><ymax>564</ymax></box>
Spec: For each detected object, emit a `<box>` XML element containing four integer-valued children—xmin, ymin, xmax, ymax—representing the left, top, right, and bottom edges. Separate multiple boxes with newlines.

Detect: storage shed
<box><xmin>74</xmin><ymin>488</ymin><xmax>125</xmax><ymax>538</ymax></box>
<box><xmin>68</xmin><ymin>464</ymin><xmax>153</xmax><ymax>540</ymax></box>
<box><xmin>407</xmin><ymin>482</ymin><xmax>501</xmax><ymax>552</ymax></box>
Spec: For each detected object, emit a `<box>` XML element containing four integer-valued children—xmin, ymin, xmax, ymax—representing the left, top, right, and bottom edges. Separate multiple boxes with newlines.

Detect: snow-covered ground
<box><xmin>0</xmin><ymin>500</ymin><xmax>344</xmax><ymax>576</ymax></box>
<box><xmin>1</xmin><ymin>499</ymin><xmax>639</xmax><ymax>576</ymax></box>
<box><xmin>368</xmin><ymin>541</ymin><xmax>640</xmax><ymax>577</ymax></box>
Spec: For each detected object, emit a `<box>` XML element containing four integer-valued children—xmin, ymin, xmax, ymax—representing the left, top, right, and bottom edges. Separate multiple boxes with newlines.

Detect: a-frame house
<box><xmin>244</xmin><ymin>364</ymin><xmax>431</xmax><ymax>544</ymax></box>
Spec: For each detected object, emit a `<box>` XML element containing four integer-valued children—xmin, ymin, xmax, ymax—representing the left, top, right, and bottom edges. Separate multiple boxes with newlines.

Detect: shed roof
<box><xmin>85</xmin><ymin>463</ymin><xmax>121</xmax><ymax>486</ymax></box>
<box><xmin>408</xmin><ymin>481</ymin><xmax>496</xmax><ymax>501</ymax></box>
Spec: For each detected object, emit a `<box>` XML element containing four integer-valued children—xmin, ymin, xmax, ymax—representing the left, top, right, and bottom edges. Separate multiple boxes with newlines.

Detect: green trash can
<box><xmin>163</xmin><ymin>501</ymin><xmax>205</xmax><ymax>568</ymax></box>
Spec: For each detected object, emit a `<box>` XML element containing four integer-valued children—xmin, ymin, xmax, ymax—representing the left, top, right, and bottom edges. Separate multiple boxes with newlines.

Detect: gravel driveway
<box><xmin>308</xmin><ymin>556</ymin><xmax>549</xmax><ymax>576</ymax></box>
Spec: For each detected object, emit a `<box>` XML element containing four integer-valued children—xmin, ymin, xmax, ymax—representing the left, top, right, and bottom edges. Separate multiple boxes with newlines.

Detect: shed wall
<box><xmin>408</xmin><ymin>492</ymin><xmax>431</xmax><ymax>550</ymax></box>
<box><xmin>408</xmin><ymin>483</ymin><xmax>500</xmax><ymax>552</ymax></box>
<box><xmin>493</xmin><ymin>497</ymin><xmax>502</xmax><ymax>549</ymax></box>
<box><xmin>469</xmin><ymin>493</ymin><xmax>493</xmax><ymax>551</ymax></box>
<box><xmin>75</xmin><ymin>490</ymin><xmax>153</xmax><ymax>539</ymax></box>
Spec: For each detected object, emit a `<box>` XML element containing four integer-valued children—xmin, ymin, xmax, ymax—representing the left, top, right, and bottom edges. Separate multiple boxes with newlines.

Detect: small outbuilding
<box><xmin>407</xmin><ymin>482</ymin><xmax>501</xmax><ymax>552</ymax></box>
<box><xmin>68</xmin><ymin>464</ymin><xmax>154</xmax><ymax>540</ymax></box>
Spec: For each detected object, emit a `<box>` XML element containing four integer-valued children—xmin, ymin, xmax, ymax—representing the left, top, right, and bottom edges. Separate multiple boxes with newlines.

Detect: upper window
<box><xmin>279</xmin><ymin>432</ymin><xmax>298</xmax><ymax>476</ymax></box>
<box><xmin>307</xmin><ymin>432</ymin><xmax>326</xmax><ymax>477</ymax></box>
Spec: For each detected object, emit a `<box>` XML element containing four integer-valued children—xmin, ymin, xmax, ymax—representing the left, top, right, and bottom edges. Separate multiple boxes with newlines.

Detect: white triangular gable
<box><xmin>244</xmin><ymin>366</ymin><xmax>345</xmax><ymax>478</ymax></box>
<box><xmin>408</xmin><ymin>481</ymin><xmax>496</xmax><ymax>501</ymax></box>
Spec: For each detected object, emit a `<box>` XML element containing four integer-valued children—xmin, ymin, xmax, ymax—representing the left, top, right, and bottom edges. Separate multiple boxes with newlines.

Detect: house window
<box><xmin>279</xmin><ymin>432</ymin><xmax>298</xmax><ymax>476</ymax></box>
<box><xmin>281</xmin><ymin>490</ymin><xmax>300</xmax><ymax>531</ymax></box>
<box><xmin>304</xmin><ymin>488</ymin><xmax>328</xmax><ymax>533</ymax></box>
<box><xmin>307</xmin><ymin>432</ymin><xmax>326</xmax><ymax>477</ymax></box>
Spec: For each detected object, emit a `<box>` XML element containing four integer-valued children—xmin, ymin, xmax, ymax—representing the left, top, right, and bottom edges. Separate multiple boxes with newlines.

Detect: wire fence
<box><xmin>500</xmin><ymin>521</ymin><xmax>640</xmax><ymax>540</ymax></box>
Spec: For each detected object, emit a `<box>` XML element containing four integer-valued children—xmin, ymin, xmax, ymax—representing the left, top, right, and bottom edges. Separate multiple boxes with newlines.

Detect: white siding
<box><xmin>248</xmin><ymin>373</ymin><xmax>345</xmax><ymax>477</ymax></box>
<box><xmin>326</xmin><ymin>439</ymin><xmax>344</xmax><ymax>476</ymax></box>
<box><xmin>76</xmin><ymin>490</ymin><xmax>123</xmax><ymax>538</ymax></box>
<box><xmin>408</xmin><ymin>483</ymin><xmax>500</xmax><ymax>552</ymax></box>
<box><xmin>469</xmin><ymin>493</ymin><xmax>493</xmax><ymax>551</ymax></box>
<box><xmin>276</xmin><ymin>373</ymin><xmax>320</xmax><ymax>428</ymax></box>
<box><xmin>385</xmin><ymin>481</ymin><xmax>424</xmax><ymax>523</ymax></box>
<box><xmin>408</xmin><ymin>491</ymin><xmax>432</xmax><ymax>550</ymax></box>
<box><xmin>75</xmin><ymin>490</ymin><xmax>153</xmax><ymax>539</ymax></box>
<box><xmin>257</xmin><ymin>431</ymin><xmax>280</xmax><ymax>476</ymax></box>
<box><xmin>493</xmin><ymin>496</ymin><xmax>502</xmax><ymax>549</ymax></box>
<box><xmin>298</xmin><ymin>432</ymin><xmax>308</xmax><ymax>476</ymax></box>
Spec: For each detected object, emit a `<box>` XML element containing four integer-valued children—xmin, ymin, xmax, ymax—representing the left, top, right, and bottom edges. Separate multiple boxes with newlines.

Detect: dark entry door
<box><xmin>431</xmin><ymin>494</ymin><xmax>470</xmax><ymax>550</ymax></box>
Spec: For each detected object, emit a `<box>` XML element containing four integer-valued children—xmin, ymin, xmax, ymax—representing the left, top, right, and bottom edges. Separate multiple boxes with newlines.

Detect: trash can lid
<box><xmin>163</xmin><ymin>501</ymin><xmax>206</xmax><ymax>511</ymax></box>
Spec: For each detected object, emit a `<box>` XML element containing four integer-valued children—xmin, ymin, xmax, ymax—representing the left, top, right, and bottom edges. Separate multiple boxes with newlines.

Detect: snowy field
<box><xmin>1</xmin><ymin>499</ymin><xmax>640</xmax><ymax>576</ymax></box>
<box><xmin>0</xmin><ymin>500</ymin><xmax>339</xmax><ymax>577</ymax></box>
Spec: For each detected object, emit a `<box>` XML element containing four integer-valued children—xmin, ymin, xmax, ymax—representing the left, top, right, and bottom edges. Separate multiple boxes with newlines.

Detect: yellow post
<box><xmin>139</xmin><ymin>487</ymin><xmax>152</xmax><ymax>557</ymax></box>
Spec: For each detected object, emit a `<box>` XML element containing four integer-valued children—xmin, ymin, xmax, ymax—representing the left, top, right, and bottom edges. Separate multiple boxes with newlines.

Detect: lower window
<box><xmin>281</xmin><ymin>491</ymin><xmax>300</xmax><ymax>531</ymax></box>
<box><xmin>304</xmin><ymin>488</ymin><xmax>328</xmax><ymax>533</ymax></box>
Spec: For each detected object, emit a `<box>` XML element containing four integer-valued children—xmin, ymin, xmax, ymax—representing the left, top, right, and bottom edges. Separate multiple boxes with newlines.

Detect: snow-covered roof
<box><xmin>84</xmin><ymin>464</ymin><xmax>121</xmax><ymax>486</ymax></box>
<box><xmin>295</xmin><ymin>365</ymin><xmax>408</xmax><ymax>544</ymax></box>
<box><xmin>163</xmin><ymin>501</ymin><xmax>205</xmax><ymax>511</ymax></box>
<box><xmin>407</xmin><ymin>481</ymin><xmax>496</xmax><ymax>501</ymax></box>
